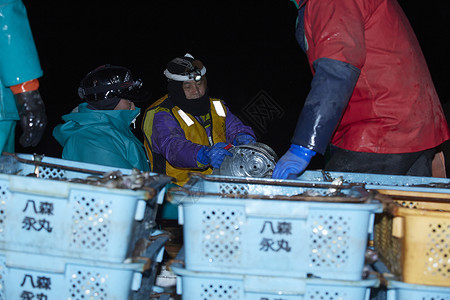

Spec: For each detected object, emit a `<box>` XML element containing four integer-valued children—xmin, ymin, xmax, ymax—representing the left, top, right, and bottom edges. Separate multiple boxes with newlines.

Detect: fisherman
<box><xmin>53</xmin><ymin>65</ymin><xmax>151</xmax><ymax>171</ymax></box>
<box><xmin>272</xmin><ymin>0</ymin><xmax>450</xmax><ymax>179</ymax></box>
<box><xmin>142</xmin><ymin>53</ymin><xmax>256</xmax><ymax>186</ymax></box>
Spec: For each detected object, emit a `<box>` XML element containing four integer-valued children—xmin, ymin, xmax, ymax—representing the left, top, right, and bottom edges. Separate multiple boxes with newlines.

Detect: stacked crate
<box><xmin>374</xmin><ymin>190</ymin><xmax>450</xmax><ymax>300</ymax></box>
<box><xmin>168</xmin><ymin>173</ymin><xmax>383</xmax><ymax>299</ymax></box>
<box><xmin>0</xmin><ymin>153</ymin><xmax>172</xmax><ymax>299</ymax></box>
<box><xmin>298</xmin><ymin>170</ymin><xmax>450</xmax><ymax>300</ymax></box>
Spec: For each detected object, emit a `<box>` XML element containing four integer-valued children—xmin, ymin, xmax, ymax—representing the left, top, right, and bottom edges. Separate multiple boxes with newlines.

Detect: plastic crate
<box><xmin>170</xmin><ymin>174</ymin><xmax>383</xmax><ymax>280</ymax></box>
<box><xmin>373</xmin><ymin>190</ymin><xmax>450</xmax><ymax>287</ymax></box>
<box><xmin>171</xmin><ymin>263</ymin><xmax>379</xmax><ymax>300</ymax></box>
<box><xmin>386</xmin><ymin>279</ymin><xmax>450</xmax><ymax>300</ymax></box>
<box><xmin>3</xmin><ymin>153</ymin><xmax>136</xmax><ymax>178</ymax></box>
<box><xmin>0</xmin><ymin>153</ymin><xmax>172</xmax><ymax>263</ymax></box>
<box><xmin>0</xmin><ymin>248</ymin><xmax>154</xmax><ymax>300</ymax></box>
<box><xmin>297</xmin><ymin>170</ymin><xmax>450</xmax><ymax>193</ymax></box>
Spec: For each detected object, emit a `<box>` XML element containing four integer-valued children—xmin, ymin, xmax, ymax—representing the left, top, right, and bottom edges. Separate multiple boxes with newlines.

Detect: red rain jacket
<box><xmin>301</xmin><ymin>0</ymin><xmax>449</xmax><ymax>153</ymax></box>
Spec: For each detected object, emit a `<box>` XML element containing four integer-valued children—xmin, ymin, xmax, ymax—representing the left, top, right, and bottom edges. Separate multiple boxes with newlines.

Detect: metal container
<box><xmin>213</xmin><ymin>142</ymin><xmax>278</xmax><ymax>178</ymax></box>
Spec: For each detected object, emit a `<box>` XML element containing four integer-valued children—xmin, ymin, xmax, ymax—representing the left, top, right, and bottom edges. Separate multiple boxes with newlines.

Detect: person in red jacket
<box><xmin>272</xmin><ymin>0</ymin><xmax>450</xmax><ymax>179</ymax></box>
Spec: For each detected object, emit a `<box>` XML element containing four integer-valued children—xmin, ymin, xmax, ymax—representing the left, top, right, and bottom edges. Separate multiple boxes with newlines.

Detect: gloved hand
<box><xmin>272</xmin><ymin>144</ymin><xmax>316</xmax><ymax>179</ymax></box>
<box><xmin>14</xmin><ymin>90</ymin><xmax>47</xmax><ymax>147</ymax></box>
<box><xmin>197</xmin><ymin>142</ymin><xmax>233</xmax><ymax>169</ymax></box>
<box><xmin>233</xmin><ymin>133</ymin><xmax>256</xmax><ymax>146</ymax></box>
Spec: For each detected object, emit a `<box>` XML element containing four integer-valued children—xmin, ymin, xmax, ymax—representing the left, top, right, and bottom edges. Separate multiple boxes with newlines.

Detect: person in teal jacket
<box><xmin>0</xmin><ymin>0</ymin><xmax>47</xmax><ymax>152</ymax></box>
<box><xmin>53</xmin><ymin>65</ymin><xmax>151</xmax><ymax>171</ymax></box>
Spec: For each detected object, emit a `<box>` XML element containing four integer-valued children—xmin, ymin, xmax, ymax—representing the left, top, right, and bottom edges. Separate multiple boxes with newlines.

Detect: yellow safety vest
<box><xmin>142</xmin><ymin>94</ymin><xmax>227</xmax><ymax>185</ymax></box>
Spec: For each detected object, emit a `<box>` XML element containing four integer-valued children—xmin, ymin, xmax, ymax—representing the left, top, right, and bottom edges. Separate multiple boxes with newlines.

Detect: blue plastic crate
<box><xmin>297</xmin><ymin>170</ymin><xmax>450</xmax><ymax>193</ymax></box>
<box><xmin>171</xmin><ymin>262</ymin><xmax>379</xmax><ymax>300</ymax></box>
<box><xmin>170</xmin><ymin>174</ymin><xmax>383</xmax><ymax>280</ymax></box>
<box><xmin>0</xmin><ymin>153</ymin><xmax>171</xmax><ymax>263</ymax></box>
<box><xmin>4</xmin><ymin>153</ymin><xmax>136</xmax><ymax>178</ymax></box>
<box><xmin>0</xmin><ymin>248</ymin><xmax>156</xmax><ymax>300</ymax></box>
<box><xmin>386</xmin><ymin>279</ymin><xmax>450</xmax><ymax>300</ymax></box>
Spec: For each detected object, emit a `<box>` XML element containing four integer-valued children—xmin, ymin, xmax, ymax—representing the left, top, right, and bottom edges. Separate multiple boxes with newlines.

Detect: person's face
<box><xmin>182</xmin><ymin>77</ymin><xmax>207</xmax><ymax>100</ymax></box>
<box><xmin>114</xmin><ymin>99</ymin><xmax>136</xmax><ymax>110</ymax></box>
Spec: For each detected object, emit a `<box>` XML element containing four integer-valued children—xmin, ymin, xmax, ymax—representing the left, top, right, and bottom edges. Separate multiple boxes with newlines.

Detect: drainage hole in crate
<box><xmin>420</xmin><ymin>296</ymin><xmax>449</xmax><ymax>300</ymax></box>
<box><xmin>40</xmin><ymin>167</ymin><xmax>65</xmax><ymax>179</ymax></box>
<box><xmin>69</xmin><ymin>270</ymin><xmax>107</xmax><ymax>299</ymax></box>
<box><xmin>425</xmin><ymin>222</ymin><xmax>450</xmax><ymax>278</ymax></box>
<box><xmin>400</xmin><ymin>201</ymin><xmax>420</xmax><ymax>209</ymax></box>
<box><xmin>0</xmin><ymin>185</ymin><xmax>8</xmax><ymax>237</ymax></box>
<box><xmin>307</xmin><ymin>289</ymin><xmax>344</xmax><ymax>299</ymax></box>
<box><xmin>219</xmin><ymin>183</ymin><xmax>248</xmax><ymax>195</ymax></box>
<box><xmin>202</xmin><ymin>208</ymin><xmax>243</xmax><ymax>264</ymax></box>
<box><xmin>71</xmin><ymin>195</ymin><xmax>111</xmax><ymax>251</ymax></box>
<box><xmin>309</xmin><ymin>214</ymin><xmax>351</xmax><ymax>269</ymax></box>
<box><xmin>200</xmin><ymin>283</ymin><xmax>239</xmax><ymax>299</ymax></box>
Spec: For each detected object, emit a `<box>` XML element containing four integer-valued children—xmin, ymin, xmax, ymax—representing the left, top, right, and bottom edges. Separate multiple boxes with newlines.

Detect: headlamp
<box><xmin>164</xmin><ymin>54</ymin><xmax>207</xmax><ymax>82</ymax></box>
<box><xmin>188</xmin><ymin>69</ymin><xmax>203</xmax><ymax>82</ymax></box>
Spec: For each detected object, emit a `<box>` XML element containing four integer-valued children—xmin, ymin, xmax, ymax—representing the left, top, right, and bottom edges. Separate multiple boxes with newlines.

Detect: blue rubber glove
<box><xmin>272</xmin><ymin>144</ymin><xmax>316</xmax><ymax>179</ymax></box>
<box><xmin>233</xmin><ymin>133</ymin><xmax>256</xmax><ymax>146</ymax></box>
<box><xmin>197</xmin><ymin>142</ymin><xmax>233</xmax><ymax>169</ymax></box>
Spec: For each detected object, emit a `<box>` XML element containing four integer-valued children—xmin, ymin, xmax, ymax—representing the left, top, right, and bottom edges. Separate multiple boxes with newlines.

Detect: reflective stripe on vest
<box><xmin>176</xmin><ymin>109</ymin><xmax>194</xmax><ymax>126</ymax></box>
<box><xmin>213</xmin><ymin>100</ymin><xmax>226</xmax><ymax>117</ymax></box>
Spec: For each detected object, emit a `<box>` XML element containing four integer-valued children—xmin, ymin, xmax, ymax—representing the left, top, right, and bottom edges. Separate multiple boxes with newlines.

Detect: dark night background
<box><xmin>17</xmin><ymin>0</ymin><xmax>450</xmax><ymax>172</ymax></box>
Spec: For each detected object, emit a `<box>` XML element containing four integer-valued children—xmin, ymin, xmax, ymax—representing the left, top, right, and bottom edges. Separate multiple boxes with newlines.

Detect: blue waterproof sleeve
<box><xmin>0</xmin><ymin>0</ymin><xmax>43</xmax><ymax>86</ymax></box>
<box><xmin>291</xmin><ymin>57</ymin><xmax>360</xmax><ymax>155</ymax></box>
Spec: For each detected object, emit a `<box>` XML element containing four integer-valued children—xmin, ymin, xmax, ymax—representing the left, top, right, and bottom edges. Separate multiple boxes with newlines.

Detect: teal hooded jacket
<box><xmin>0</xmin><ymin>0</ymin><xmax>43</xmax><ymax>121</ymax></box>
<box><xmin>0</xmin><ymin>0</ymin><xmax>43</xmax><ymax>152</ymax></box>
<box><xmin>53</xmin><ymin>103</ymin><xmax>150</xmax><ymax>171</ymax></box>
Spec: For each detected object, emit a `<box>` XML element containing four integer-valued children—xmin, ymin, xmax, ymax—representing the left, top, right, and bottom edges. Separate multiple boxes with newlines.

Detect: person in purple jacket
<box><xmin>142</xmin><ymin>53</ymin><xmax>256</xmax><ymax>186</ymax></box>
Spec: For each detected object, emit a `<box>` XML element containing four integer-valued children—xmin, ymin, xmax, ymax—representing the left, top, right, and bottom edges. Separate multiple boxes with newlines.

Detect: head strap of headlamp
<box><xmin>78</xmin><ymin>79</ymin><xmax>142</xmax><ymax>99</ymax></box>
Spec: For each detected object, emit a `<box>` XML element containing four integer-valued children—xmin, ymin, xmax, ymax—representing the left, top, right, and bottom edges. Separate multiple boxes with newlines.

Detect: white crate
<box><xmin>172</xmin><ymin>263</ymin><xmax>379</xmax><ymax>300</ymax></box>
<box><xmin>171</xmin><ymin>174</ymin><xmax>383</xmax><ymax>280</ymax></box>
<box><xmin>6</xmin><ymin>153</ymin><xmax>136</xmax><ymax>178</ymax></box>
<box><xmin>298</xmin><ymin>170</ymin><xmax>450</xmax><ymax>193</ymax></box>
<box><xmin>386</xmin><ymin>279</ymin><xmax>450</xmax><ymax>300</ymax></box>
<box><xmin>0</xmin><ymin>153</ymin><xmax>171</xmax><ymax>263</ymax></box>
<box><xmin>0</xmin><ymin>249</ymin><xmax>152</xmax><ymax>300</ymax></box>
